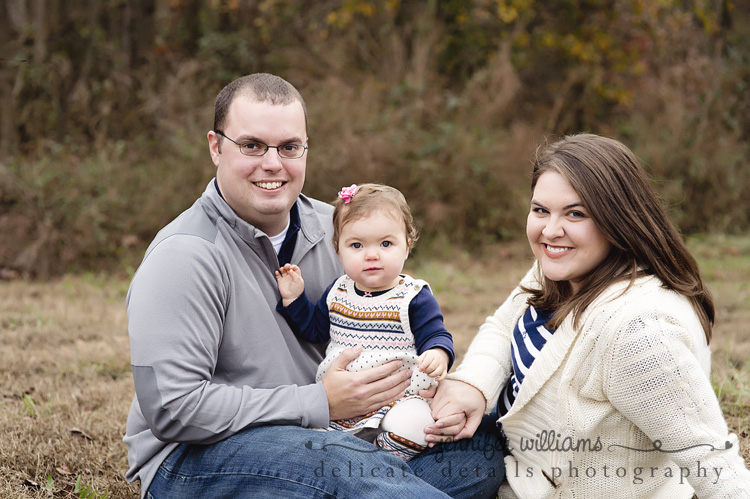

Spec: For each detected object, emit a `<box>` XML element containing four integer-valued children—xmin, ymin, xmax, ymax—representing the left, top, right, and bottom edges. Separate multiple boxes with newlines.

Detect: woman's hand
<box><xmin>423</xmin><ymin>379</ymin><xmax>487</xmax><ymax>446</ymax></box>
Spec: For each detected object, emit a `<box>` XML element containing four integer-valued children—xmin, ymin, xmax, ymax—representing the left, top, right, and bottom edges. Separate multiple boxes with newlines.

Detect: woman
<box><xmin>426</xmin><ymin>134</ymin><xmax>750</xmax><ymax>498</ymax></box>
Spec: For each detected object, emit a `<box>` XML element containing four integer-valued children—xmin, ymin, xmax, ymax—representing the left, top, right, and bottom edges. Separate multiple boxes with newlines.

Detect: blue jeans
<box><xmin>147</xmin><ymin>414</ymin><xmax>504</xmax><ymax>498</ymax></box>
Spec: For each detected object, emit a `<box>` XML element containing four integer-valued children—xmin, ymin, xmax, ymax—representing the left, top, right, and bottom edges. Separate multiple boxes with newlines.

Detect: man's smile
<box><xmin>254</xmin><ymin>181</ymin><xmax>285</xmax><ymax>190</ymax></box>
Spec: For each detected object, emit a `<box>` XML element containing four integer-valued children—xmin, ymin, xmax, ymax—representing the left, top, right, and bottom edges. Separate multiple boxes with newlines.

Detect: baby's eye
<box><xmin>351</xmin><ymin>242</ymin><xmax>362</xmax><ymax>249</ymax></box>
<box><xmin>381</xmin><ymin>241</ymin><xmax>392</xmax><ymax>248</ymax></box>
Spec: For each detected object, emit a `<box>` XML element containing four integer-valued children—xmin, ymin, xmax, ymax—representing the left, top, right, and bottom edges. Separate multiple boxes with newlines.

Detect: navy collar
<box><xmin>277</xmin><ymin>202</ymin><xmax>301</xmax><ymax>266</ymax></box>
<box><xmin>214</xmin><ymin>178</ymin><xmax>301</xmax><ymax>265</ymax></box>
<box><xmin>214</xmin><ymin>178</ymin><xmax>224</xmax><ymax>200</ymax></box>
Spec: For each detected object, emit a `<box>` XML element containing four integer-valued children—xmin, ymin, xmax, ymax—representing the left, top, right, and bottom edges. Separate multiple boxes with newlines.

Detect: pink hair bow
<box><xmin>338</xmin><ymin>184</ymin><xmax>359</xmax><ymax>204</ymax></box>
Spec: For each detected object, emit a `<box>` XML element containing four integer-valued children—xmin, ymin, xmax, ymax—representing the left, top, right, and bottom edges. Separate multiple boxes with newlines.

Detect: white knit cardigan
<box><xmin>450</xmin><ymin>266</ymin><xmax>750</xmax><ymax>498</ymax></box>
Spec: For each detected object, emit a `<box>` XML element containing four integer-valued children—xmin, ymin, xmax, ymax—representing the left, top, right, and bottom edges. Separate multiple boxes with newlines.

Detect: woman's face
<box><xmin>526</xmin><ymin>171</ymin><xmax>612</xmax><ymax>293</ymax></box>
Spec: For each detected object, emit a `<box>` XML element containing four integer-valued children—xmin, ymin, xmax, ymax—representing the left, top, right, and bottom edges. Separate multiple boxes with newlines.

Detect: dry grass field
<box><xmin>1</xmin><ymin>235</ymin><xmax>748</xmax><ymax>498</ymax></box>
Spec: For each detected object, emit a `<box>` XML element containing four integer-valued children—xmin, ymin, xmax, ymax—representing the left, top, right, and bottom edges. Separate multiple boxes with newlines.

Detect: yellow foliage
<box><xmin>497</xmin><ymin>5</ymin><xmax>519</xmax><ymax>24</ymax></box>
<box><xmin>494</xmin><ymin>0</ymin><xmax>534</xmax><ymax>24</ymax></box>
<box><xmin>326</xmin><ymin>0</ymin><xmax>378</xmax><ymax>29</ymax></box>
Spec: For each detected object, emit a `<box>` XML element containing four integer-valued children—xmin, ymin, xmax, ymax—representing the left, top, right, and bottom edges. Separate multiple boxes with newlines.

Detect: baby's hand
<box><xmin>275</xmin><ymin>264</ymin><xmax>305</xmax><ymax>306</ymax></box>
<box><xmin>418</xmin><ymin>348</ymin><xmax>450</xmax><ymax>381</ymax></box>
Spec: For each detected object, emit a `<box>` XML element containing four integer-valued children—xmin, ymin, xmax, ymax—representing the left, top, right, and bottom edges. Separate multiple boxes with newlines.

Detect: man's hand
<box><xmin>423</xmin><ymin>379</ymin><xmax>487</xmax><ymax>446</ymax></box>
<box><xmin>417</xmin><ymin>348</ymin><xmax>450</xmax><ymax>381</ymax></box>
<box><xmin>275</xmin><ymin>264</ymin><xmax>305</xmax><ymax>307</ymax></box>
<box><xmin>321</xmin><ymin>346</ymin><xmax>413</xmax><ymax>420</ymax></box>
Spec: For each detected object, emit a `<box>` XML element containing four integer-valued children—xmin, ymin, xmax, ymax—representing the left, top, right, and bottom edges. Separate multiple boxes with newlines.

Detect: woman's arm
<box><xmin>604</xmin><ymin>301</ymin><xmax>750</xmax><ymax>497</ymax></box>
<box><xmin>425</xmin><ymin>265</ymin><xmax>539</xmax><ymax>442</ymax></box>
<box><xmin>448</xmin><ymin>265</ymin><xmax>537</xmax><ymax>412</ymax></box>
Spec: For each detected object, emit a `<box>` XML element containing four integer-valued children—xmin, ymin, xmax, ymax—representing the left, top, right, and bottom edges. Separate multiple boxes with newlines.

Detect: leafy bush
<box><xmin>0</xmin><ymin>0</ymin><xmax>748</xmax><ymax>277</ymax></box>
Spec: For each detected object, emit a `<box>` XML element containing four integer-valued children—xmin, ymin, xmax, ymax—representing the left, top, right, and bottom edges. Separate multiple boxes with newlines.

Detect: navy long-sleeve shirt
<box><xmin>278</xmin><ymin>279</ymin><xmax>455</xmax><ymax>369</ymax></box>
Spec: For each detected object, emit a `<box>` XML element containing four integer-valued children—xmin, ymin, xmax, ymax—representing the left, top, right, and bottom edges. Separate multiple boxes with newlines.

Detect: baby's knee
<box><xmin>380</xmin><ymin>398</ymin><xmax>434</xmax><ymax>446</ymax></box>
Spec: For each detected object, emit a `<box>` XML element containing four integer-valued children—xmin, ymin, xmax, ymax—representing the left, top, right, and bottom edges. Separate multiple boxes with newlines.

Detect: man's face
<box><xmin>208</xmin><ymin>97</ymin><xmax>307</xmax><ymax>236</ymax></box>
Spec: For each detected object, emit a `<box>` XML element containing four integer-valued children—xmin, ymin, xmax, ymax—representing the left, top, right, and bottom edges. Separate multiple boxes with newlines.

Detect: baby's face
<box><xmin>337</xmin><ymin>210</ymin><xmax>409</xmax><ymax>292</ymax></box>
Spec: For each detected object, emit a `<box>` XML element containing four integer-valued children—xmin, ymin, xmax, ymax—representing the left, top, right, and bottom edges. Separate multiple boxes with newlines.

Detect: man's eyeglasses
<box><xmin>214</xmin><ymin>130</ymin><xmax>308</xmax><ymax>159</ymax></box>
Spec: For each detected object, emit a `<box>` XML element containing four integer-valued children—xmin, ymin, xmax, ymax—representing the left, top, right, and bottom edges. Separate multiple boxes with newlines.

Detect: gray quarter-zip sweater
<box><xmin>124</xmin><ymin>180</ymin><xmax>343</xmax><ymax>497</ymax></box>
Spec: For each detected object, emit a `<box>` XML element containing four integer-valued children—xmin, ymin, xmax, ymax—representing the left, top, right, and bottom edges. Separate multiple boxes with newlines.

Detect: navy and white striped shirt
<box><xmin>498</xmin><ymin>305</ymin><xmax>555</xmax><ymax>416</ymax></box>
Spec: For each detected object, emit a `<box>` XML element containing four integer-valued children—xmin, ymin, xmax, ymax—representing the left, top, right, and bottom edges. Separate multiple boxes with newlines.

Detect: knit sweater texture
<box><xmin>319</xmin><ymin>274</ymin><xmax>450</xmax><ymax>394</ymax></box>
<box><xmin>450</xmin><ymin>266</ymin><xmax>750</xmax><ymax>498</ymax></box>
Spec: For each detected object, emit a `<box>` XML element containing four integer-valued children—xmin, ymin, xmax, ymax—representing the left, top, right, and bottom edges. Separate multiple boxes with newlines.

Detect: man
<box><xmin>124</xmin><ymin>73</ymin><xmax>504</xmax><ymax>498</ymax></box>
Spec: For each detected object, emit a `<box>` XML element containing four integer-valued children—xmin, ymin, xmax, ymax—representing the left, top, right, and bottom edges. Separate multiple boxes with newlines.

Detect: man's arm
<box><xmin>128</xmin><ymin>238</ymin><xmax>329</xmax><ymax>444</ymax></box>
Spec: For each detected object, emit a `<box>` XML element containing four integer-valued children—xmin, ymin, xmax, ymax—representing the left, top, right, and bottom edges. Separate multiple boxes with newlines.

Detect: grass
<box><xmin>0</xmin><ymin>235</ymin><xmax>748</xmax><ymax>497</ymax></box>
<box><xmin>688</xmin><ymin>234</ymin><xmax>750</xmax><ymax>448</ymax></box>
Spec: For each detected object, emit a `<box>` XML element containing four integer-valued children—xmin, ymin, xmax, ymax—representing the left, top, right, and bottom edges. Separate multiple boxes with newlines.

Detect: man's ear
<box><xmin>208</xmin><ymin>131</ymin><xmax>221</xmax><ymax>167</ymax></box>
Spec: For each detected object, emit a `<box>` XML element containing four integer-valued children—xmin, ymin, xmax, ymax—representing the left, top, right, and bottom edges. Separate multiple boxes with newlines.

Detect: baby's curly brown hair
<box><xmin>331</xmin><ymin>183</ymin><xmax>419</xmax><ymax>253</ymax></box>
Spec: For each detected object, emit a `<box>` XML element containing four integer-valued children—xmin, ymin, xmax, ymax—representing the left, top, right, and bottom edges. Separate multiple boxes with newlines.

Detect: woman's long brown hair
<box><xmin>524</xmin><ymin>133</ymin><xmax>714</xmax><ymax>342</ymax></box>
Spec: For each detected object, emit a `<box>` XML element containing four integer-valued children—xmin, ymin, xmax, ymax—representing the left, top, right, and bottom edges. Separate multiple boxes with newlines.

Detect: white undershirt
<box><xmin>268</xmin><ymin>218</ymin><xmax>290</xmax><ymax>255</ymax></box>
